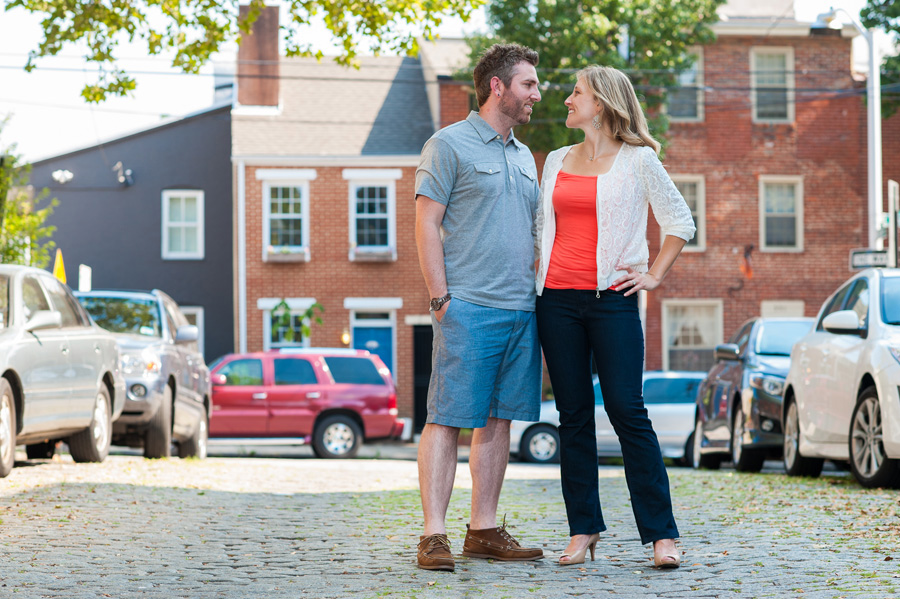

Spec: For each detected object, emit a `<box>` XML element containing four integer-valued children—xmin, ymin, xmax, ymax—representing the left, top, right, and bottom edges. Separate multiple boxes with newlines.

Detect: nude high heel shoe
<box><xmin>558</xmin><ymin>533</ymin><xmax>600</xmax><ymax>566</ymax></box>
<box><xmin>653</xmin><ymin>539</ymin><xmax>681</xmax><ymax>569</ymax></box>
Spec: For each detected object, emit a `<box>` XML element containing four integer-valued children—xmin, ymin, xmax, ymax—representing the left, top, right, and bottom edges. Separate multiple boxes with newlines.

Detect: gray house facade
<box><xmin>29</xmin><ymin>104</ymin><xmax>234</xmax><ymax>362</ymax></box>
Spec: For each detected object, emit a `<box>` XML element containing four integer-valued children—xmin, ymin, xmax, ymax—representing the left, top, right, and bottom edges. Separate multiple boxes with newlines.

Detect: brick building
<box><xmin>231</xmin><ymin>3</ymin><xmax>898</xmax><ymax>429</ymax></box>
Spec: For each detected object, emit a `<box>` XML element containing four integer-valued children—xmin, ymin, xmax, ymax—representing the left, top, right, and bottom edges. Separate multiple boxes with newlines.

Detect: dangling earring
<box><xmin>591</xmin><ymin>114</ymin><xmax>602</xmax><ymax>130</ymax></box>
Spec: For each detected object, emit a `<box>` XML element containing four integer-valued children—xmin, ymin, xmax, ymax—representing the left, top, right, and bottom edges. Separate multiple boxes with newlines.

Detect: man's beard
<box><xmin>499</xmin><ymin>94</ymin><xmax>531</xmax><ymax>125</ymax></box>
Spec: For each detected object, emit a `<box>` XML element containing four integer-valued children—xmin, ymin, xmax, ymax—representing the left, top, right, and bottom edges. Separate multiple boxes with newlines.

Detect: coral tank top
<box><xmin>545</xmin><ymin>171</ymin><xmax>599</xmax><ymax>290</ymax></box>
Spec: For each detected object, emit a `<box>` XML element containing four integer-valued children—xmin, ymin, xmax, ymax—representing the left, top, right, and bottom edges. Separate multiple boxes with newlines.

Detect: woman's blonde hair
<box><xmin>576</xmin><ymin>65</ymin><xmax>660</xmax><ymax>154</ymax></box>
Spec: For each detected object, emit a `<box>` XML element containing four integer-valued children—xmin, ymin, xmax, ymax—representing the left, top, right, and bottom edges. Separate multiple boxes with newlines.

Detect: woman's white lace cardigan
<box><xmin>535</xmin><ymin>143</ymin><xmax>696</xmax><ymax>295</ymax></box>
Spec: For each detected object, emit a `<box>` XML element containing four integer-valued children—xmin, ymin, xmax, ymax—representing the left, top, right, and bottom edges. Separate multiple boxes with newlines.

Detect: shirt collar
<box><xmin>466</xmin><ymin>111</ymin><xmax>522</xmax><ymax>149</ymax></box>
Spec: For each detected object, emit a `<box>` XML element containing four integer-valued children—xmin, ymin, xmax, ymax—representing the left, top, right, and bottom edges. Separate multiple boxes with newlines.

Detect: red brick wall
<box><xmin>645</xmin><ymin>34</ymin><xmax>869</xmax><ymax>370</ymax></box>
<box><xmin>241</xmin><ymin>164</ymin><xmax>429</xmax><ymax>419</ymax></box>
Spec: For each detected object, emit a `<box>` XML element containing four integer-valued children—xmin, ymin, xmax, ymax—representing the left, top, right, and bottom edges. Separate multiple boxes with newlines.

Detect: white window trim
<box><xmin>661</xmin><ymin>299</ymin><xmax>723</xmax><ymax>372</ymax></box>
<box><xmin>262</xmin><ymin>177</ymin><xmax>313</xmax><ymax>262</ymax></box>
<box><xmin>668</xmin><ymin>47</ymin><xmax>704</xmax><ymax>123</ymax></box>
<box><xmin>162</xmin><ymin>189</ymin><xmax>205</xmax><ymax>260</ymax></box>
<box><xmin>759</xmin><ymin>175</ymin><xmax>804</xmax><ymax>253</ymax></box>
<box><xmin>750</xmin><ymin>46</ymin><xmax>795</xmax><ymax>124</ymax></box>
<box><xmin>343</xmin><ymin>169</ymin><xmax>401</xmax><ymax>262</ymax></box>
<box><xmin>344</xmin><ymin>297</ymin><xmax>401</xmax><ymax>382</ymax></box>
<box><xmin>669</xmin><ymin>175</ymin><xmax>706</xmax><ymax>252</ymax></box>
<box><xmin>258</xmin><ymin>297</ymin><xmax>318</xmax><ymax>351</ymax></box>
<box><xmin>180</xmin><ymin>306</ymin><xmax>205</xmax><ymax>358</ymax></box>
<box><xmin>760</xmin><ymin>300</ymin><xmax>805</xmax><ymax>318</ymax></box>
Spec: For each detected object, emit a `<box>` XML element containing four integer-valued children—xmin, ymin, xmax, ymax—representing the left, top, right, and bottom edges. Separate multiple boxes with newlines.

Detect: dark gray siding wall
<box><xmin>30</xmin><ymin>106</ymin><xmax>234</xmax><ymax>362</ymax></box>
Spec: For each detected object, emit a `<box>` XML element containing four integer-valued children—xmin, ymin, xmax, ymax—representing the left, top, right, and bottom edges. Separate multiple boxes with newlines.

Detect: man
<box><xmin>414</xmin><ymin>43</ymin><xmax>544</xmax><ymax>572</ymax></box>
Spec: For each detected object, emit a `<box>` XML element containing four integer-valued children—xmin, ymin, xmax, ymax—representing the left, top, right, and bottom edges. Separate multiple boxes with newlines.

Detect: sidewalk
<box><xmin>1</xmin><ymin>451</ymin><xmax>897</xmax><ymax>598</ymax></box>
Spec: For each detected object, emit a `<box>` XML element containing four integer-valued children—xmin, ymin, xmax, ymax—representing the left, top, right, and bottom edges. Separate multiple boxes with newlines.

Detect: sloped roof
<box><xmin>232</xmin><ymin>55</ymin><xmax>434</xmax><ymax>158</ymax></box>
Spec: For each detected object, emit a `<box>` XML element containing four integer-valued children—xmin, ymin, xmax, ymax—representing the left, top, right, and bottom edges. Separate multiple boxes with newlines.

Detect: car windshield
<box><xmin>78</xmin><ymin>296</ymin><xmax>162</xmax><ymax>337</ymax></box>
<box><xmin>755</xmin><ymin>320</ymin><xmax>813</xmax><ymax>356</ymax></box>
<box><xmin>0</xmin><ymin>275</ymin><xmax>7</xmax><ymax>329</ymax></box>
<box><xmin>882</xmin><ymin>277</ymin><xmax>900</xmax><ymax>325</ymax></box>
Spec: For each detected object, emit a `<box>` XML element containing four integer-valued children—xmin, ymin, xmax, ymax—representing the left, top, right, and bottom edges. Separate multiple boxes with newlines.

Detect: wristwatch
<box><xmin>430</xmin><ymin>293</ymin><xmax>451</xmax><ymax>312</ymax></box>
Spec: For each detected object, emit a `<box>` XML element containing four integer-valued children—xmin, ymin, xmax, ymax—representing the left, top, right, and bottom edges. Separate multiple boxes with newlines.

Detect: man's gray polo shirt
<box><xmin>415</xmin><ymin>111</ymin><xmax>540</xmax><ymax>312</ymax></box>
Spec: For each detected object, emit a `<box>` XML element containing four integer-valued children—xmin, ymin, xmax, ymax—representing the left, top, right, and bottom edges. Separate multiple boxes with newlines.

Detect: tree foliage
<box><xmin>273</xmin><ymin>299</ymin><xmax>324</xmax><ymax>343</ymax></box>
<box><xmin>860</xmin><ymin>0</ymin><xmax>900</xmax><ymax>118</ymax></box>
<box><xmin>7</xmin><ymin>0</ymin><xmax>486</xmax><ymax>102</ymax></box>
<box><xmin>0</xmin><ymin>123</ymin><xmax>58</xmax><ymax>268</ymax></box>
<box><xmin>464</xmin><ymin>0</ymin><xmax>724</xmax><ymax>153</ymax></box>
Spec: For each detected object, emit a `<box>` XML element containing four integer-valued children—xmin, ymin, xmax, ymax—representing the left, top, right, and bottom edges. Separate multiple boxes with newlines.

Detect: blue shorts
<box><xmin>427</xmin><ymin>298</ymin><xmax>542</xmax><ymax>429</ymax></box>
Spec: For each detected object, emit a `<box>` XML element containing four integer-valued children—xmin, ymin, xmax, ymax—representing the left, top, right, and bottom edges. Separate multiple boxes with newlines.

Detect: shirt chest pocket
<box><xmin>471</xmin><ymin>162</ymin><xmax>506</xmax><ymax>195</ymax></box>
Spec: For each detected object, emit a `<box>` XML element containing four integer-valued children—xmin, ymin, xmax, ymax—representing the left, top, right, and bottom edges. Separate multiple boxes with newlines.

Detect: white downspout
<box><xmin>237</xmin><ymin>159</ymin><xmax>248</xmax><ymax>353</ymax></box>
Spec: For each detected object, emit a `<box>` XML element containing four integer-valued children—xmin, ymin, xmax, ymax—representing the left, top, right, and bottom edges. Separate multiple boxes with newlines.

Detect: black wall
<box><xmin>29</xmin><ymin>105</ymin><xmax>234</xmax><ymax>363</ymax></box>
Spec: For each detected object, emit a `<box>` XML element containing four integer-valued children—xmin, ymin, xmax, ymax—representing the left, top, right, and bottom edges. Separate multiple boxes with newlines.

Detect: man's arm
<box><xmin>415</xmin><ymin>195</ymin><xmax>451</xmax><ymax>322</ymax></box>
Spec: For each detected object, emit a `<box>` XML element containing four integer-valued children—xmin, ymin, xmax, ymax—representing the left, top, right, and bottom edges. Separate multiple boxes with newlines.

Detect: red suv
<box><xmin>208</xmin><ymin>348</ymin><xmax>403</xmax><ymax>458</ymax></box>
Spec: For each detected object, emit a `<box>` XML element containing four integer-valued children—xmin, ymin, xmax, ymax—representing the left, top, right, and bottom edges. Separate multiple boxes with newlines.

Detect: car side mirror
<box><xmin>822</xmin><ymin>310</ymin><xmax>863</xmax><ymax>335</ymax></box>
<box><xmin>714</xmin><ymin>343</ymin><xmax>741</xmax><ymax>361</ymax></box>
<box><xmin>211</xmin><ymin>373</ymin><xmax>227</xmax><ymax>386</ymax></box>
<box><xmin>174</xmin><ymin>324</ymin><xmax>199</xmax><ymax>344</ymax></box>
<box><xmin>25</xmin><ymin>310</ymin><xmax>62</xmax><ymax>332</ymax></box>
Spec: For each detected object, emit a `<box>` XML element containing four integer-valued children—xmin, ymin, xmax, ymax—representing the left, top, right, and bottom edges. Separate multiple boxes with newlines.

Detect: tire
<box><xmin>144</xmin><ymin>385</ymin><xmax>173</xmax><ymax>459</ymax></box>
<box><xmin>69</xmin><ymin>386</ymin><xmax>112</xmax><ymax>463</ymax></box>
<box><xmin>0</xmin><ymin>379</ymin><xmax>16</xmax><ymax>478</ymax></box>
<box><xmin>849</xmin><ymin>386</ymin><xmax>900</xmax><ymax>489</ymax></box>
<box><xmin>26</xmin><ymin>440</ymin><xmax>56</xmax><ymax>460</ymax></box>
<box><xmin>679</xmin><ymin>433</ymin><xmax>694</xmax><ymax>468</ymax></box>
<box><xmin>692</xmin><ymin>416</ymin><xmax>723</xmax><ymax>470</ymax></box>
<box><xmin>782</xmin><ymin>399</ymin><xmax>823</xmax><ymax>478</ymax></box>
<box><xmin>732</xmin><ymin>404</ymin><xmax>765</xmax><ymax>473</ymax></box>
<box><xmin>178</xmin><ymin>405</ymin><xmax>208</xmax><ymax>459</ymax></box>
<box><xmin>520</xmin><ymin>425</ymin><xmax>560</xmax><ymax>464</ymax></box>
<box><xmin>312</xmin><ymin>415</ymin><xmax>362</xmax><ymax>459</ymax></box>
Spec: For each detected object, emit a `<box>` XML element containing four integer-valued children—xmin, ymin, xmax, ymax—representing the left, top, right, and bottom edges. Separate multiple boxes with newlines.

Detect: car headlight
<box><xmin>888</xmin><ymin>347</ymin><xmax>900</xmax><ymax>366</ymax></box>
<box><xmin>121</xmin><ymin>351</ymin><xmax>161</xmax><ymax>376</ymax></box>
<box><xmin>749</xmin><ymin>373</ymin><xmax>785</xmax><ymax>397</ymax></box>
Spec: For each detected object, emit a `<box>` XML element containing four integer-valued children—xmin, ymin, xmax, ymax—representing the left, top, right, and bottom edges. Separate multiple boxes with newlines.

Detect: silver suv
<box><xmin>76</xmin><ymin>290</ymin><xmax>210</xmax><ymax>459</ymax></box>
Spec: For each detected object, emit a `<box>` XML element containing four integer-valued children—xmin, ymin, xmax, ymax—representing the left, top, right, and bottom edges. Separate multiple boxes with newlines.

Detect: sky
<box><xmin>0</xmin><ymin>0</ymin><xmax>892</xmax><ymax>162</ymax></box>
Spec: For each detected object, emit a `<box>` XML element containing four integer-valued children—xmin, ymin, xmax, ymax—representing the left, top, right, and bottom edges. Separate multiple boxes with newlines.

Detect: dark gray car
<box><xmin>76</xmin><ymin>290</ymin><xmax>210</xmax><ymax>459</ymax></box>
<box><xmin>0</xmin><ymin>265</ymin><xmax>126</xmax><ymax>478</ymax></box>
<box><xmin>693</xmin><ymin>317</ymin><xmax>814</xmax><ymax>472</ymax></box>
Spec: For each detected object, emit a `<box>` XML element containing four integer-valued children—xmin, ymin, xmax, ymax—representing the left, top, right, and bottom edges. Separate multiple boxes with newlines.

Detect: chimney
<box><xmin>237</xmin><ymin>4</ymin><xmax>279</xmax><ymax>107</ymax></box>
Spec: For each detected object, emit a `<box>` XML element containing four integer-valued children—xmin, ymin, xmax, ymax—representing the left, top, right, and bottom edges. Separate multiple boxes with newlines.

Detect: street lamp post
<box><xmin>817</xmin><ymin>9</ymin><xmax>882</xmax><ymax>250</ymax></box>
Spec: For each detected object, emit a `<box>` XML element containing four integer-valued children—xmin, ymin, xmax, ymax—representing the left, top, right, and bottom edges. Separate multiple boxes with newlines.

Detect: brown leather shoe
<box><xmin>461</xmin><ymin>517</ymin><xmax>544</xmax><ymax>561</ymax></box>
<box><xmin>417</xmin><ymin>534</ymin><xmax>455</xmax><ymax>571</ymax></box>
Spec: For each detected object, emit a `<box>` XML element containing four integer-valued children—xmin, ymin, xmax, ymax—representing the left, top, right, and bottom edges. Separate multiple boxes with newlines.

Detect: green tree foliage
<box><xmin>0</xmin><ymin>126</ymin><xmax>58</xmax><ymax>268</ymax></box>
<box><xmin>7</xmin><ymin>0</ymin><xmax>486</xmax><ymax>102</ymax></box>
<box><xmin>464</xmin><ymin>0</ymin><xmax>724</xmax><ymax>153</ymax></box>
<box><xmin>860</xmin><ymin>1</ymin><xmax>900</xmax><ymax>118</ymax></box>
<box><xmin>273</xmin><ymin>299</ymin><xmax>324</xmax><ymax>343</ymax></box>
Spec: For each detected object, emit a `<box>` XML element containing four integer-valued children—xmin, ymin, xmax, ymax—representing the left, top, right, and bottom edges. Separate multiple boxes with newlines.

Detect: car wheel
<box><xmin>679</xmin><ymin>433</ymin><xmax>694</xmax><ymax>468</ymax></box>
<box><xmin>69</xmin><ymin>386</ymin><xmax>112</xmax><ymax>463</ymax></box>
<box><xmin>145</xmin><ymin>385</ymin><xmax>173</xmax><ymax>459</ymax></box>
<box><xmin>692</xmin><ymin>416</ymin><xmax>723</xmax><ymax>470</ymax></box>
<box><xmin>0</xmin><ymin>379</ymin><xmax>16</xmax><ymax>478</ymax></box>
<box><xmin>26</xmin><ymin>440</ymin><xmax>56</xmax><ymax>460</ymax></box>
<box><xmin>520</xmin><ymin>425</ymin><xmax>560</xmax><ymax>464</ymax></box>
<box><xmin>312</xmin><ymin>415</ymin><xmax>362</xmax><ymax>459</ymax></box>
<box><xmin>849</xmin><ymin>386</ymin><xmax>900</xmax><ymax>489</ymax></box>
<box><xmin>782</xmin><ymin>399</ymin><xmax>823</xmax><ymax>477</ymax></box>
<box><xmin>178</xmin><ymin>405</ymin><xmax>208</xmax><ymax>460</ymax></box>
<box><xmin>732</xmin><ymin>405</ymin><xmax>765</xmax><ymax>473</ymax></box>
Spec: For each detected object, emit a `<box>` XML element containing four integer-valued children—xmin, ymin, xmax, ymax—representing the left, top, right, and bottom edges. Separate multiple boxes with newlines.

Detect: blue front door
<box><xmin>353</xmin><ymin>326</ymin><xmax>393</xmax><ymax>374</ymax></box>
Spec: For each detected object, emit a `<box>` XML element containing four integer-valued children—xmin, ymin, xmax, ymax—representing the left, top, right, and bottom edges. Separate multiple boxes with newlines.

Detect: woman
<box><xmin>534</xmin><ymin>65</ymin><xmax>695</xmax><ymax>568</ymax></box>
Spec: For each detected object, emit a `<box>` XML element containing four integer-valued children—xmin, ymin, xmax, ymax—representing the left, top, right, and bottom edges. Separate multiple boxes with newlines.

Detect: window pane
<box><xmin>184</xmin><ymin>196</ymin><xmax>197</xmax><ymax>222</ymax></box>
<box><xmin>169</xmin><ymin>197</ymin><xmax>182</xmax><ymax>222</ymax></box>
<box><xmin>643</xmin><ymin>378</ymin><xmax>701</xmax><ymax>405</ymax></box>
<box><xmin>668</xmin><ymin>87</ymin><xmax>699</xmax><ymax>119</ymax></box>
<box><xmin>755</xmin><ymin>53</ymin><xmax>789</xmax><ymax>119</ymax></box>
<box><xmin>765</xmin><ymin>216</ymin><xmax>796</xmax><ymax>247</ymax></box>
<box><xmin>324</xmin><ymin>357</ymin><xmax>385</xmax><ymax>385</ymax></box>
<box><xmin>183</xmin><ymin>227</ymin><xmax>198</xmax><ymax>253</ymax></box>
<box><xmin>219</xmin><ymin>359</ymin><xmax>263</xmax><ymax>386</ymax></box>
<box><xmin>844</xmin><ymin>280</ymin><xmax>869</xmax><ymax>328</ymax></box>
<box><xmin>356</xmin><ymin>218</ymin><xmax>388</xmax><ymax>247</ymax></box>
<box><xmin>765</xmin><ymin>183</ymin><xmax>796</xmax><ymax>214</ymax></box>
<box><xmin>666</xmin><ymin>304</ymin><xmax>719</xmax><ymax>371</ymax></box>
<box><xmin>674</xmin><ymin>181</ymin><xmax>699</xmax><ymax>246</ymax></box>
<box><xmin>168</xmin><ymin>227</ymin><xmax>183</xmax><ymax>252</ymax></box>
<box><xmin>274</xmin><ymin>358</ymin><xmax>318</xmax><ymax>385</ymax></box>
<box><xmin>271</xmin><ymin>312</ymin><xmax>304</xmax><ymax>345</ymax></box>
<box><xmin>271</xmin><ymin>218</ymin><xmax>303</xmax><ymax>246</ymax></box>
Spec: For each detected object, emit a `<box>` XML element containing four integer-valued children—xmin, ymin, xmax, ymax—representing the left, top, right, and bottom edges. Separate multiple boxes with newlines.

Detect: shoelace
<box><xmin>424</xmin><ymin>535</ymin><xmax>451</xmax><ymax>553</ymax></box>
<box><xmin>496</xmin><ymin>514</ymin><xmax>519</xmax><ymax>546</ymax></box>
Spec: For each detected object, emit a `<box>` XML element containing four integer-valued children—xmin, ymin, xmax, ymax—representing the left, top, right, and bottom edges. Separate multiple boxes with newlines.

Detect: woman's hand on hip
<box><xmin>612</xmin><ymin>266</ymin><xmax>660</xmax><ymax>296</ymax></box>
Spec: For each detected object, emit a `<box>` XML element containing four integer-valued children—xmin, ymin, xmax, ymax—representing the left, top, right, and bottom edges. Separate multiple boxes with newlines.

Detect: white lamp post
<box><xmin>817</xmin><ymin>8</ymin><xmax>882</xmax><ymax>250</ymax></box>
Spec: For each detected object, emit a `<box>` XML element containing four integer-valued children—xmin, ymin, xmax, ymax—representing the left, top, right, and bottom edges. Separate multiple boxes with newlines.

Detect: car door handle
<box><xmin>60</xmin><ymin>345</ymin><xmax>69</xmax><ymax>355</ymax></box>
<box><xmin>93</xmin><ymin>344</ymin><xmax>101</xmax><ymax>354</ymax></box>
<box><xmin>306</xmin><ymin>392</ymin><xmax>321</xmax><ymax>399</ymax></box>
<box><xmin>252</xmin><ymin>392</ymin><xmax>267</xmax><ymax>400</ymax></box>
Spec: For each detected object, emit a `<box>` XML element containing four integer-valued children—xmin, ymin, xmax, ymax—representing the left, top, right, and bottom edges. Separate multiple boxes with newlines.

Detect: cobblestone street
<box><xmin>1</xmin><ymin>447</ymin><xmax>898</xmax><ymax>598</ymax></box>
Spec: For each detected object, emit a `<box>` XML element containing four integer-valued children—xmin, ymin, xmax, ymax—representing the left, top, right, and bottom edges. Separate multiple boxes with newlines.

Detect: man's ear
<box><xmin>491</xmin><ymin>76</ymin><xmax>503</xmax><ymax>97</ymax></box>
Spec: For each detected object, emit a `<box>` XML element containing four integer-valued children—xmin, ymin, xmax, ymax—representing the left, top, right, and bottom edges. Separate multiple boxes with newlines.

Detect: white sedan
<box><xmin>509</xmin><ymin>371</ymin><xmax>705</xmax><ymax>464</ymax></box>
<box><xmin>783</xmin><ymin>268</ymin><xmax>900</xmax><ymax>488</ymax></box>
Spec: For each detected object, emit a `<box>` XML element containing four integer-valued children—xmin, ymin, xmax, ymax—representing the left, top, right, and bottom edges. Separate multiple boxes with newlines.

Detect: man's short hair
<box><xmin>473</xmin><ymin>43</ymin><xmax>539</xmax><ymax>107</ymax></box>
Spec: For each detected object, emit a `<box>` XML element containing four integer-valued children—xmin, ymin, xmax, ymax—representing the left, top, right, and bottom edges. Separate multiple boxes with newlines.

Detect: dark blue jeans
<box><xmin>536</xmin><ymin>287</ymin><xmax>679</xmax><ymax>544</ymax></box>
